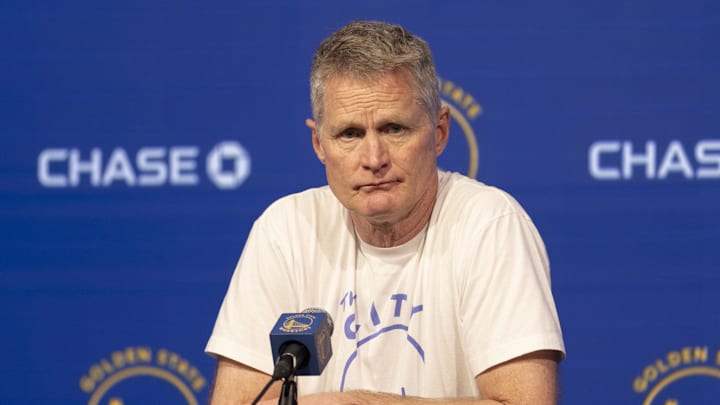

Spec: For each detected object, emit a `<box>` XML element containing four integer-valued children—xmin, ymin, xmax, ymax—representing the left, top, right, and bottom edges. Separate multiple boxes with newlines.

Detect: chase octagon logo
<box><xmin>79</xmin><ymin>346</ymin><xmax>208</xmax><ymax>405</ymax></box>
<box><xmin>633</xmin><ymin>345</ymin><xmax>720</xmax><ymax>404</ymax></box>
<box><xmin>438</xmin><ymin>77</ymin><xmax>482</xmax><ymax>179</ymax></box>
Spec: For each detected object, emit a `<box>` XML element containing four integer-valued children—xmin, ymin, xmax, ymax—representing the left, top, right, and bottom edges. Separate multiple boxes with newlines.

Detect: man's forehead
<box><xmin>323</xmin><ymin>72</ymin><xmax>418</xmax><ymax>109</ymax></box>
<box><xmin>314</xmin><ymin>69</ymin><xmax>429</xmax><ymax>131</ymax></box>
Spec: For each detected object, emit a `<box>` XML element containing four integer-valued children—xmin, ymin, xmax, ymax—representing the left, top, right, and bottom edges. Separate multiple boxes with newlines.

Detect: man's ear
<box><xmin>306</xmin><ymin>118</ymin><xmax>326</xmax><ymax>164</ymax></box>
<box><xmin>435</xmin><ymin>106</ymin><xmax>451</xmax><ymax>155</ymax></box>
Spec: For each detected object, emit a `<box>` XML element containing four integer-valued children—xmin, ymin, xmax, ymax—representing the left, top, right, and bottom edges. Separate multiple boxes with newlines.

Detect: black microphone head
<box><xmin>272</xmin><ymin>341</ymin><xmax>309</xmax><ymax>380</ymax></box>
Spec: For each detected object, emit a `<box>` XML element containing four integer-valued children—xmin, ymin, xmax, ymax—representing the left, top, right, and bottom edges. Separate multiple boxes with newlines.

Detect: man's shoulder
<box><xmin>268</xmin><ymin>185</ymin><xmax>336</xmax><ymax>208</ymax></box>
<box><xmin>438</xmin><ymin>171</ymin><xmax>524</xmax><ymax>217</ymax></box>
<box><xmin>259</xmin><ymin>185</ymin><xmax>345</xmax><ymax>225</ymax></box>
<box><xmin>254</xmin><ymin>185</ymin><xmax>351</xmax><ymax>251</ymax></box>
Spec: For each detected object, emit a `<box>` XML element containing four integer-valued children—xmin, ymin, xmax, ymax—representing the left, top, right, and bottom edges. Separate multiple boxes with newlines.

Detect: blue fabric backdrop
<box><xmin>1</xmin><ymin>1</ymin><xmax>719</xmax><ymax>403</ymax></box>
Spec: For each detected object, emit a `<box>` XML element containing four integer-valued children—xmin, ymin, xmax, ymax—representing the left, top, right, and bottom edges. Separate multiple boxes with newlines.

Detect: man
<box><xmin>206</xmin><ymin>20</ymin><xmax>565</xmax><ymax>404</ymax></box>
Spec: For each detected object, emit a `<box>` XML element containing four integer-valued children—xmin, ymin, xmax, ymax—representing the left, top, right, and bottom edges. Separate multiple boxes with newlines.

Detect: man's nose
<box><xmin>360</xmin><ymin>132</ymin><xmax>389</xmax><ymax>171</ymax></box>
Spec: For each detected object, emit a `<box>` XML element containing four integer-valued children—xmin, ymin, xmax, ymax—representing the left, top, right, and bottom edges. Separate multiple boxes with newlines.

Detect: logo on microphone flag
<box><xmin>280</xmin><ymin>314</ymin><xmax>316</xmax><ymax>333</ymax></box>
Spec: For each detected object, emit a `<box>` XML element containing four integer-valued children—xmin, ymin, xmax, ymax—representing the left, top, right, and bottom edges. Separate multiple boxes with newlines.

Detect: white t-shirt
<box><xmin>206</xmin><ymin>171</ymin><xmax>565</xmax><ymax>399</ymax></box>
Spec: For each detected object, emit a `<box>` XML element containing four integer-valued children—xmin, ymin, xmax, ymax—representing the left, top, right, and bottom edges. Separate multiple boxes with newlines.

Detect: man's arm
<box><xmin>209</xmin><ymin>356</ymin><xmax>281</xmax><ymax>405</ymax></box>
<box><xmin>474</xmin><ymin>350</ymin><xmax>559</xmax><ymax>404</ymax></box>
<box><xmin>250</xmin><ymin>350</ymin><xmax>559</xmax><ymax>405</ymax></box>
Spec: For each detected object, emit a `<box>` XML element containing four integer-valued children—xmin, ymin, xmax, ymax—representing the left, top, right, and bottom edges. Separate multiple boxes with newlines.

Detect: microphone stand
<box><xmin>278</xmin><ymin>372</ymin><xmax>297</xmax><ymax>405</ymax></box>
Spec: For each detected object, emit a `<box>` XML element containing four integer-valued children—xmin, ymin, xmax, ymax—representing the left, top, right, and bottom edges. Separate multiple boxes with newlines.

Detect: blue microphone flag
<box><xmin>269</xmin><ymin>309</ymin><xmax>333</xmax><ymax>376</ymax></box>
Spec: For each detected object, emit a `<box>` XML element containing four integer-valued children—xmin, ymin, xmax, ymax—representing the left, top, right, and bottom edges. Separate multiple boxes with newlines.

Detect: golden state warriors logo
<box><xmin>280</xmin><ymin>314</ymin><xmax>316</xmax><ymax>333</ymax></box>
<box><xmin>79</xmin><ymin>346</ymin><xmax>207</xmax><ymax>405</ymax></box>
<box><xmin>633</xmin><ymin>345</ymin><xmax>720</xmax><ymax>404</ymax></box>
<box><xmin>438</xmin><ymin>78</ymin><xmax>482</xmax><ymax>178</ymax></box>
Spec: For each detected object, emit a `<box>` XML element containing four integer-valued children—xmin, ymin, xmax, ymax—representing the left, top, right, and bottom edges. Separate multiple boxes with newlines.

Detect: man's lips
<box><xmin>356</xmin><ymin>180</ymin><xmax>398</xmax><ymax>191</ymax></box>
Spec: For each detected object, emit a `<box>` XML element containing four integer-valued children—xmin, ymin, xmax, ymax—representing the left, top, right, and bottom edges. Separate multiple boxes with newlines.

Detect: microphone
<box><xmin>269</xmin><ymin>308</ymin><xmax>334</xmax><ymax>380</ymax></box>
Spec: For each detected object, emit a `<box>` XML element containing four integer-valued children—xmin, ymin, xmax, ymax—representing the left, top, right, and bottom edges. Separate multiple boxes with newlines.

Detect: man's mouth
<box><xmin>357</xmin><ymin>180</ymin><xmax>397</xmax><ymax>191</ymax></box>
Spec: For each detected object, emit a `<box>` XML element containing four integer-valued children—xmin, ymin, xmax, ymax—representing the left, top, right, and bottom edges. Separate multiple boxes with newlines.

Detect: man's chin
<box><xmin>354</xmin><ymin>206</ymin><xmax>401</xmax><ymax>226</ymax></box>
<box><xmin>343</xmin><ymin>193</ymin><xmax>407</xmax><ymax>223</ymax></box>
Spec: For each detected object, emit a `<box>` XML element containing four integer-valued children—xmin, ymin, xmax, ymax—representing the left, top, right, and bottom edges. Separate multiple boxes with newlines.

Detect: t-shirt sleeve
<box><xmin>458</xmin><ymin>208</ymin><xmax>565</xmax><ymax>377</ymax></box>
<box><xmin>205</xmin><ymin>207</ymin><xmax>300</xmax><ymax>375</ymax></box>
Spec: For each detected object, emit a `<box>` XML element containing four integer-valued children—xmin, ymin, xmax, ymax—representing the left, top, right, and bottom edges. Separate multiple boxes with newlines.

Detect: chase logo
<box><xmin>280</xmin><ymin>314</ymin><xmax>315</xmax><ymax>333</ymax></box>
<box><xmin>633</xmin><ymin>345</ymin><xmax>720</xmax><ymax>404</ymax></box>
<box><xmin>438</xmin><ymin>78</ymin><xmax>482</xmax><ymax>178</ymax></box>
<box><xmin>79</xmin><ymin>346</ymin><xmax>207</xmax><ymax>405</ymax></box>
<box><xmin>589</xmin><ymin>140</ymin><xmax>720</xmax><ymax>180</ymax></box>
<box><xmin>37</xmin><ymin>140</ymin><xmax>251</xmax><ymax>189</ymax></box>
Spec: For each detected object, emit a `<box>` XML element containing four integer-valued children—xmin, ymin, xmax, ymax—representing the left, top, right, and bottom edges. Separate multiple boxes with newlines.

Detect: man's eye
<box><xmin>384</xmin><ymin>124</ymin><xmax>405</xmax><ymax>134</ymax></box>
<box><xmin>339</xmin><ymin>129</ymin><xmax>360</xmax><ymax>139</ymax></box>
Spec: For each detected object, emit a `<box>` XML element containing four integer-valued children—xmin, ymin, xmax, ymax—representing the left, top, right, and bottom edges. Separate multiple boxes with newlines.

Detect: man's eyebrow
<box><xmin>323</xmin><ymin>110</ymin><xmax>422</xmax><ymax>134</ymax></box>
<box><xmin>375</xmin><ymin>112</ymin><xmax>422</xmax><ymax>128</ymax></box>
<box><xmin>324</xmin><ymin>122</ymin><xmax>364</xmax><ymax>135</ymax></box>
<box><xmin>375</xmin><ymin>118</ymin><xmax>406</xmax><ymax>127</ymax></box>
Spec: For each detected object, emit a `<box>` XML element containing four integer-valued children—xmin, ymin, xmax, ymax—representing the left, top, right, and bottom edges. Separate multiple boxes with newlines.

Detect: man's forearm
<box><xmin>339</xmin><ymin>391</ymin><xmax>503</xmax><ymax>404</ymax></box>
<box><xmin>237</xmin><ymin>350</ymin><xmax>560</xmax><ymax>405</ymax></box>
<box><xmin>257</xmin><ymin>391</ymin><xmax>504</xmax><ymax>405</ymax></box>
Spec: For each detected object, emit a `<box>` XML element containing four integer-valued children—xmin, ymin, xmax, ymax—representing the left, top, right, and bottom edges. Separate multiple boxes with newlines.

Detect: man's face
<box><xmin>307</xmin><ymin>69</ymin><xmax>449</xmax><ymax>227</ymax></box>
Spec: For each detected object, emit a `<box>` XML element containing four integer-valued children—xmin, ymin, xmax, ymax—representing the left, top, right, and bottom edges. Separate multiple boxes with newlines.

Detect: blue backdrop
<box><xmin>2</xmin><ymin>1</ymin><xmax>719</xmax><ymax>404</ymax></box>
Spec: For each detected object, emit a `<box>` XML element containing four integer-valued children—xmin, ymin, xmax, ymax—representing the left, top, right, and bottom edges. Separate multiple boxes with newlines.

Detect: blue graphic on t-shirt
<box><xmin>338</xmin><ymin>291</ymin><xmax>424</xmax><ymax>393</ymax></box>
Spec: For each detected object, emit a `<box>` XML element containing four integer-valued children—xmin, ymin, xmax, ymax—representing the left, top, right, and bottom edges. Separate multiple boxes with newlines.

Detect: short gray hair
<box><xmin>310</xmin><ymin>20</ymin><xmax>441</xmax><ymax>126</ymax></box>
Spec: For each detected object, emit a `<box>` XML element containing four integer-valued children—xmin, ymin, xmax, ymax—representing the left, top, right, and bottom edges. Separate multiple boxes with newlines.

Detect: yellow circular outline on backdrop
<box><xmin>87</xmin><ymin>366</ymin><xmax>197</xmax><ymax>405</ymax></box>
<box><xmin>445</xmin><ymin>103</ymin><xmax>479</xmax><ymax>179</ymax></box>
<box><xmin>642</xmin><ymin>366</ymin><xmax>720</xmax><ymax>405</ymax></box>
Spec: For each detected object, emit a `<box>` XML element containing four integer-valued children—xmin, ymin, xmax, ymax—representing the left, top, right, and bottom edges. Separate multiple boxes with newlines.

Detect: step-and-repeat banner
<box><xmin>2</xmin><ymin>1</ymin><xmax>718</xmax><ymax>403</ymax></box>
